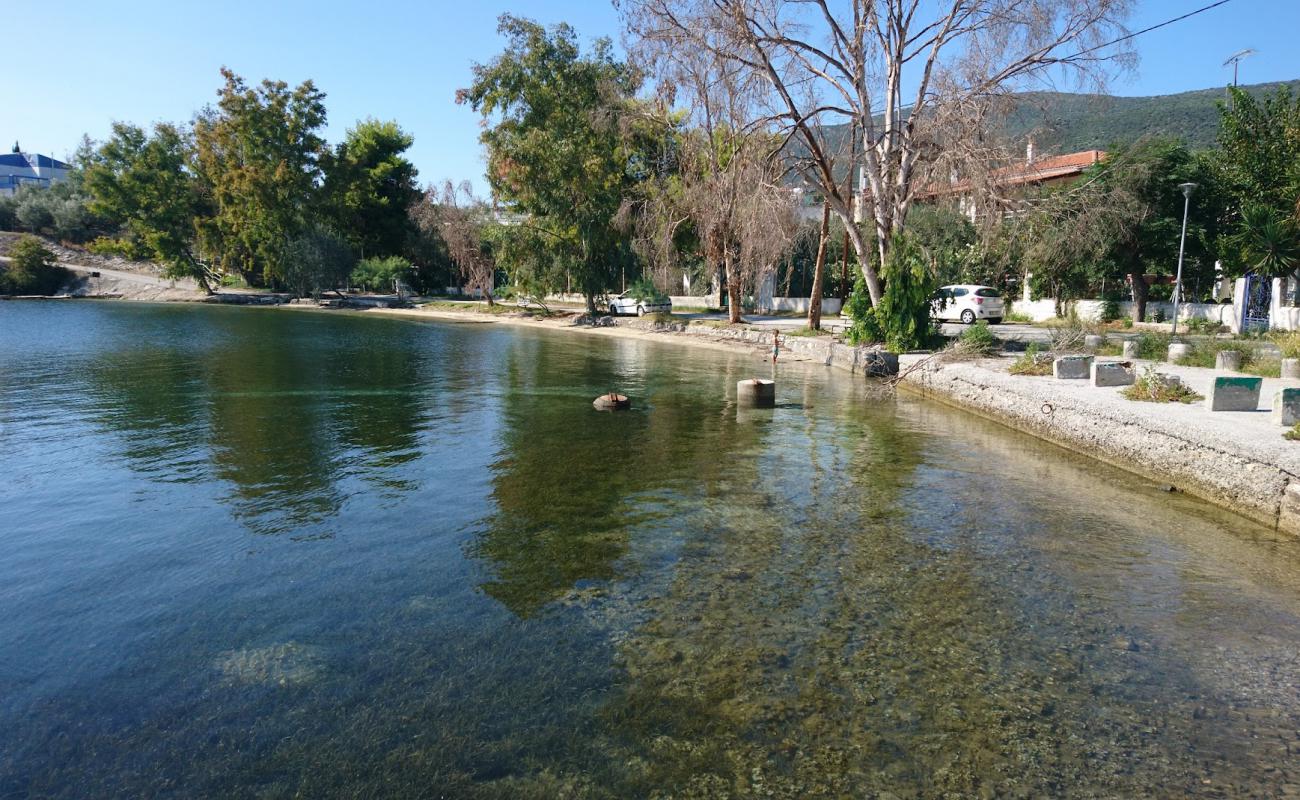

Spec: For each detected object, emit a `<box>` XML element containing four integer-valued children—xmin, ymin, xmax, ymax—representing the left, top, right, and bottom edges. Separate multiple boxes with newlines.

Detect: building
<box><xmin>922</xmin><ymin>143</ymin><xmax>1106</xmax><ymax>221</ymax></box>
<box><xmin>0</xmin><ymin>146</ymin><xmax>73</xmax><ymax>196</ymax></box>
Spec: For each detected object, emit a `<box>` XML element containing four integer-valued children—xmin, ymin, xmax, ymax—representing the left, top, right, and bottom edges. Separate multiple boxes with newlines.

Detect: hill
<box><xmin>1000</xmin><ymin>79</ymin><xmax>1300</xmax><ymax>153</ymax></box>
<box><xmin>804</xmin><ymin>79</ymin><xmax>1300</xmax><ymax>177</ymax></box>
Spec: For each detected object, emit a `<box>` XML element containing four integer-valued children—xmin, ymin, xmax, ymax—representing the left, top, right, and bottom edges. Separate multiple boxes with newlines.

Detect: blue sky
<box><xmin>5</xmin><ymin>0</ymin><xmax>1298</xmax><ymax>194</ymax></box>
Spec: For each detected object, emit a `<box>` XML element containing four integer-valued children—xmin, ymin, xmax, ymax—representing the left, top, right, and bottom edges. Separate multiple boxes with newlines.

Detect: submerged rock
<box><xmin>215</xmin><ymin>642</ymin><xmax>324</xmax><ymax>687</ymax></box>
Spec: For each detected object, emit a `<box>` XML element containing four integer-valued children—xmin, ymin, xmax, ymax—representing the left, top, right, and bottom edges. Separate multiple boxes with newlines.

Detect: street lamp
<box><xmin>1171</xmin><ymin>182</ymin><xmax>1198</xmax><ymax>335</ymax></box>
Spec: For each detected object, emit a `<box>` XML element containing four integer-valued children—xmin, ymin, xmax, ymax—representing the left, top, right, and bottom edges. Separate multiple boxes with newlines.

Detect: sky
<box><xmin>4</xmin><ymin>0</ymin><xmax>1299</xmax><ymax>195</ymax></box>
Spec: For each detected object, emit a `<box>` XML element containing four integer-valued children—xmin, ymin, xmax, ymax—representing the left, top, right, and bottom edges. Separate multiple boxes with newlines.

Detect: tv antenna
<box><xmin>1223</xmin><ymin>48</ymin><xmax>1256</xmax><ymax>87</ymax></box>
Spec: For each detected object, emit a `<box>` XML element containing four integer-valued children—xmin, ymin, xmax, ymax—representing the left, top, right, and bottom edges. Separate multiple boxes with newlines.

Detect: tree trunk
<box><xmin>725</xmin><ymin>251</ymin><xmax>742</xmax><ymax>324</ymax></box>
<box><xmin>1129</xmin><ymin>272</ymin><xmax>1148</xmax><ymax>322</ymax></box>
<box><xmin>836</xmin><ymin>210</ymin><xmax>883</xmax><ymax>306</ymax></box>
<box><xmin>807</xmin><ymin>202</ymin><xmax>830</xmax><ymax>330</ymax></box>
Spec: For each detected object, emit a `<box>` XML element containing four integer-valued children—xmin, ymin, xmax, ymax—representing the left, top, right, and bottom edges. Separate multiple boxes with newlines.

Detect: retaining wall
<box><xmin>898</xmin><ymin>358</ymin><xmax>1300</xmax><ymax>537</ymax></box>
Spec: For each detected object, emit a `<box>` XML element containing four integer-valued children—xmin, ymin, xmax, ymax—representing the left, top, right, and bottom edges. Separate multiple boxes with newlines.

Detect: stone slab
<box><xmin>1053</xmin><ymin>355</ymin><xmax>1094</xmax><ymax>380</ymax></box>
<box><xmin>1283</xmin><ymin>358</ymin><xmax>1300</xmax><ymax>381</ymax></box>
<box><xmin>1206</xmin><ymin>376</ymin><xmax>1262</xmax><ymax>412</ymax></box>
<box><xmin>1168</xmin><ymin>343</ymin><xmax>1193</xmax><ymax>362</ymax></box>
<box><xmin>1091</xmin><ymin>361</ymin><xmax>1136</xmax><ymax>387</ymax></box>
<box><xmin>1274</xmin><ymin>388</ymin><xmax>1300</xmax><ymax>426</ymax></box>
<box><xmin>1122</xmin><ymin>340</ymin><xmax>1140</xmax><ymax>360</ymax></box>
<box><xmin>1084</xmin><ymin>334</ymin><xmax>1105</xmax><ymax>350</ymax></box>
<box><xmin>1215</xmin><ymin>350</ymin><xmax>1242</xmax><ymax>371</ymax></box>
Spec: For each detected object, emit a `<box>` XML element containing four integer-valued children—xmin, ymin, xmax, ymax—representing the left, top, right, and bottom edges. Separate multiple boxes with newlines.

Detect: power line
<box><xmin>1067</xmin><ymin>0</ymin><xmax>1236</xmax><ymax>60</ymax></box>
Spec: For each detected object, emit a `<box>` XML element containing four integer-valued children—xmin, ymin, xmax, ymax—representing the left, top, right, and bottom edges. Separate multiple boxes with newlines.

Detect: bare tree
<box><xmin>626</xmin><ymin>23</ymin><xmax>800</xmax><ymax>323</ymax></box>
<box><xmin>620</xmin><ymin>0</ymin><xmax>1133</xmax><ymax>307</ymax></box>
<box><xmin>413</xmin><ymin>181</ymin><xmax>497</xmax><ymax>305</ymax></box>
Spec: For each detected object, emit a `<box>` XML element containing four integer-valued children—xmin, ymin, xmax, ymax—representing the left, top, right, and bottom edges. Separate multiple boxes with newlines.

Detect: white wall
<box><xmin>1009</xmin><ymin>297</ymin><xmax>1238</xmax><ymax>330</ymax></box>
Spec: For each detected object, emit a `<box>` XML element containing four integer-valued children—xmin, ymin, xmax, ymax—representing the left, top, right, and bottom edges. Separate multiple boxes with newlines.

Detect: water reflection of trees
<box><xmin>472</xmin><ymin>334</ymin><xmax>768</xmax><ymax>618</ymax></box>
<box><xmin>78</xmin><ymin>308</ymin><xmax>441</xmax><ymax>533</ymax></box>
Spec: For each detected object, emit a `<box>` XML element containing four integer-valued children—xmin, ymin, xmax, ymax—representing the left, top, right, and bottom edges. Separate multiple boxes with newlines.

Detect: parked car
<box><xmin>931</xmin><ymin>284</ymin><xmax>1004</xmax><ymax>324</ymax></box>
<box><xmin>607</xmin><ymin>292</ymin><xmax>671</xmax><ymax>316</ymax></box>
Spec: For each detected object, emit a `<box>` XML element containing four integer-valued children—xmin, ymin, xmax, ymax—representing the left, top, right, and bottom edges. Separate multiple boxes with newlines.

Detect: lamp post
<box><xmin>1171</xmin><ymin>182</ymin><xmax>1198</xmax><ymax>335</ymax></box>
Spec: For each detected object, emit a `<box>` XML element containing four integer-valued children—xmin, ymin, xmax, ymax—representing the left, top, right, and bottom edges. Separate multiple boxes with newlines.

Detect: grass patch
<box><xmin>1273</xmin><ymin>332</ymin><xmax>1300</xmax><ymax>360</ymax></box>
<box><xmin>784</xmin><ymin>326</ymin><xmax>834</xmax><ymax>338</ymax></box>
<box><xmin>1008</xmin><ymin>343</ymin><xmax>1053</xmax><ymax>376</ymax></box>
<box><xmin>1285</xmin><ymin>423</ymin><xmax>1300</xmax><ymax>441</ymax></box>
<box><xmin>1173</xmin><ymin>339</ymin><xmax>1275</xmax><ymax>374</ymax></box>
<box><xmin>1001</xmin><ymin>310</ymin><xmax>1034</xmax><ymax>323</ymax></box>
<box><xmin>1121</xmin><ymin>366</ymin><xmax>1203</xmax><ymax>404</ymax></box>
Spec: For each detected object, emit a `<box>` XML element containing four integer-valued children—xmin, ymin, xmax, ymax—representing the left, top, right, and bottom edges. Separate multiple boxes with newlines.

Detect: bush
<box><xmin>284</xmin><ymin>227</ymin><xmax>355</xmax><ymax>297</ymax></box>
<box><xmin>1121</xmin><ymin>366</ymin><xmax>1202</xmax><ymax>403</ymax></box>
<box><xmin>957</xmin><ymin>320</ymin><xmax>998</xmax><ymax>354</ymax></box>
<box><xmin>1132</xmin><ymin>331</ymin><xmax>1173</xmax><ymax>360</ymax></box>
<box><xmin>1</xmin><ymin>234</ymin><xmax>67</xmax><ymax>294</ymax></box>
<box><xmin>626</xmin><ymin>276</ymin><xmax>667</xmax><ymax>302</ymax></box>
<box><xmin>1008</xmin><ymin>343</ymin><xmax>1053</xmax><ymax>375</ymax></box>
<box><xmin>844</xmin><ymin>275</ymin><xmax>885</xmax><ymax>345</ymax></box>
<box><xmin>350</xmin><ymin>255</ymin><xmax>411</xmax><ymax>292</ymax></box>
<box><xmin>874</xmin><ymin>235</ymin><xmax>936</xmax><ymax>352</ymax></box>
<box><xmin>1099</xmin><ymin>292</ymin><xmax>1121</xmax><ymax>323</ymax></box>
<box><xmin>1274</xmin><ymin>332</ymin><xmax>1300</xmax><ymax>359</ymax></box>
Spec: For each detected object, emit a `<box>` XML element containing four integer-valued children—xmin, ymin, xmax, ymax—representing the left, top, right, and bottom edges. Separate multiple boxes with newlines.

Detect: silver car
<box><xmin>931</xmin><ymin>284</ymin><xmax>1004</xmax><ymax>324</ymax></box>
<box><xmin>607</xmin><ymin>293</ymin><xmax>672</xmax><ymax>316</ymax></box>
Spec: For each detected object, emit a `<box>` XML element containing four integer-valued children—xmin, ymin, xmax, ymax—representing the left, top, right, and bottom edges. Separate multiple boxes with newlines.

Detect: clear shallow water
<box><xmin>1</xmin><ymin>301</ymin><xmax>1299</xmax><ymax>798</ymax></box>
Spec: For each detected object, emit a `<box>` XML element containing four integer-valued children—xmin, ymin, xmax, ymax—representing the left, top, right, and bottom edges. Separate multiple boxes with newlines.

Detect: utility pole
<box><xmin>1171</xmin><ymin>182</ymin><xmax>1198</xmax><ymax>335</ymax></box>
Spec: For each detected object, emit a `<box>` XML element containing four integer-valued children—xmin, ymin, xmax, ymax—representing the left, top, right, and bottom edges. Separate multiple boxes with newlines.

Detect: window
<box><xmin>951</xmin><ymin>287</ymin><xmax>969</xmax><ymax>297</ymax></box>
<box><xmin>975</xmin><ymin>288</ymin><xmax>1002</xmax><ymax>298</ymax></box>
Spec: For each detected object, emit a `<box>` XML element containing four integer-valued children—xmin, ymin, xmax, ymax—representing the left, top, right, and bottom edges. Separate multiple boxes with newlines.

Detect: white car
<box><xmin>607</xmin><ymin>293</ymin><xmax>671</xmax><ymax>316</ymax></box>
<box><xmin>931</xmin><ymin>284</ymin><xmax>1005</xmax><ymax>324</ymax></box>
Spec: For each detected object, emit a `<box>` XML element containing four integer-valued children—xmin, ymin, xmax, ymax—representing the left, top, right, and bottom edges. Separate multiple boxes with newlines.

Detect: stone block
<box><xmin>1168</xmin><ymin>343</ymin><xmax>1193</xmax><ymax>362</ymax></box>
<box><xmin>860</xmin><ymin>349</ymin><xmax>899</xmax><ymax>377</ymax></box>
<box><xmin>1084</xmin><ymin>334</ymin><xmax>1105</xmax><ymax>350</ymax></box>
<box><xmin>1053</xmin><ymin>355</ymin><xmax>1094</xmax><ymax>379</ymax></box>
<box><xmin>1091</xmin><ymin>361</ymin><xmax>1136</xmax><ymax>387</ymax></box>
<box><xmin>1283</xmin><ymin>358</ymin><xmax>1300</xmax><ymax>381</ymax></box>
<box><xmin>737</xmin><ymin>378</ymin><xmax>775</xmax><ymax>408</ymax></box>
<box><xmin>1122</xmin><ymin>340</ymin><xmax>1140</xmax><ymax>360</ymax></box>
<box><xmin>1215</xmin><ymin>350</ymin><xmax>1242</xmax><ymax>371</ymax></box>
<box><xmin>1205</xmin><ymin>376</ymin><xmax>1262</xmax><ymax>412</ymax></box>
<box><xmin>1273</xmin><ymin>388</ymin><xmax>1300</xmax><ymax>426</ymax></box>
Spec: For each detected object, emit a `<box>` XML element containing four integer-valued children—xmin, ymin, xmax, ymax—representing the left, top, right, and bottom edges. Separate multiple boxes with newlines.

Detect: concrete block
<box><xmin>737</xmin><ymin>378</ymin><xmax>775</xmax><ymax>408</ymax></box>
<box><xmin>1122</xmin><ymin>340</ymin><xmax>1140</xmax><ymax>360</ymax></box>
<box><xmin>1091</xmin><ymin>361</ymin><xmax>1136</xmax><ymax>387</ymax></box>
<box><xmin>1273</xmin><ymin>388</ymin><xmax>1300</xmax><ymax>426</ymax></box>
<box><xmin>1215</xmin><ymin>350</ymin><xmax>1242</xmax><ymax>371</ymax></box>
<box><xmin>860</xmin><ymin>349</ymin><xmax>899</xmax><ymax>377</ymax></box>
<box><xmin>1053</xmin><ymin>355</ymin><xmax>1094</xmax><ymax>379</ymax></box>
<box><xmin>1283</xmin><ymin>358</ymin><xmax>1300</xmax><ymax>380</ymax></box>
<box><xmin>1084</xmin><ymin>334</ymin><xmax>1105</xmax><ymax>350</ymax></box>
<box><xmin>1168</xmin><ymin>343</ymin><xmax>1193</xmax><ymax>362</ymax></box>
<box><xmin>1205</xmin><ymin>376</ymin><xmax>1262</xmax><ymax>412</ymax></box>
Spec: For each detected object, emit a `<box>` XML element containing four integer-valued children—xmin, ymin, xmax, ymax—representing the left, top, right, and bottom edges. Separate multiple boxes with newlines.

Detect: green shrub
<box><xmin>350</xmin><ymin>255</ymin><xmax>411</xmax><ymax>292</ymax></box>
<box><xmin>1173</xmin><ymin>339</ymin><xmax>1274</xmax><ymax>375</ymax></box>
<box><xmin>844</xmin><ymin>275</ymin><xmax>885</xmax><ymax>345</ymax></box>
<box><xmin>1132</xmin><ymin>331</ymin><xmax>1173</xmax><ymax>360</ymax></box>
<box><xmin>1121</xmin><ymin>366</ymin><xmax>1202</xmax><ymax>403</ymax></box>
<box><xmin>1099</xmin><ymin>292</ymin><xmax>1121</xmax><ymax>323</ymax></box>
<box><xmin>875</xmin><ymin>235</ymin><xmax>936</xmax><ymax>352</ymax></box>
<box><xmin>1</xmin><ymin>235</ymin><xmax>67</xmax><ymax>294</ymax></box>
<box><xmin>626</xmin><ymin>276</ymin><xmax>667</xmax><ymax>302</ymax></box>
<box><xmin>1008</xmin><ymin>343</ymin><xmax>1053</xmax><ymax>376</ymax></box>
<box><xmin>958</xmin><ymin>320</ymin><xmax>998</xmax><ymax>354</ymax></box>
<box><xmin>1273</xmin><ymin>332</ymin><xmax>1300</xmax><ymax>359</ymax></box>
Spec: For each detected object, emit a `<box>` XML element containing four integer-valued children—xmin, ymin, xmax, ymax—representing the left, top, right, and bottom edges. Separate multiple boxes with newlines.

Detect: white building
<box><xmin>0</xmin><ymin>147</ymin><xmax>72</xmax><ymax>196</ymax></box>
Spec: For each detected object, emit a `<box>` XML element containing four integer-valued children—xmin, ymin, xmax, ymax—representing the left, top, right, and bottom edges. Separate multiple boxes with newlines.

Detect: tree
<box><xmin>1</xmin><ymin>234</ymin><xmax>65</xmax><ymax>295</ymax></box>
<box><xmin>1018</xmin><ymin>138</ymin><xmax>1218</xmax><ymax>319</ymax></box>
<box><xmin>322</xmin><ymin>119</ymin><xmax>420</xmax><ymax>259</ymax></box>
<box><xmin>415</xmin><ymin>180</ymin><xmax>499</xmax><ymax>305</ymax></box>
<box><xmin>283</xmin><ymin>225</ymin><xmax>355</xmax><ymax>297</ymax></box>
<box><xmin>619</xmin><ymin>0</ymin><xmax>1133</xmax><ymax>308</ymax></box>
<box><xmin>460</xmin><ymin>15</ymin><xmax>642</xmax><ymax>312</ymax></box>
<box><xmin>624</xmin><ymin>23</ymin><xmax>801</xmax><ymax>323</ymax></box>
<box><xmin>83</xmin><ymin>122</ymin><xmax>215</xmax><ymax>289</ymax></box>
<box><xmin>350</xmin><ymin>255</ymin><xmax>411</xmax><ymax>292</ymax></box>
<box><xmin>193</xmin><ymin>67</ymin><xmax>328</xmax><ymax>288</ymax></box>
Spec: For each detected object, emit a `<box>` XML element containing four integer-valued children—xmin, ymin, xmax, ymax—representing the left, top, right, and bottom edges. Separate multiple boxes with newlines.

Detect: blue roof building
<box><xmin>0</xmin><ymin>150</ymin><xmax>73</xmax><ymax>196</ymax></box>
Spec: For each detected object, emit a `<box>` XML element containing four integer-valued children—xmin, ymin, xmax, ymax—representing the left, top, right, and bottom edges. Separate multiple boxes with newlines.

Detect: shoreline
<box><xmin>22</xmin><ymin>296</ymin><xmax>1299</xmax><ymax>538</ymax></box>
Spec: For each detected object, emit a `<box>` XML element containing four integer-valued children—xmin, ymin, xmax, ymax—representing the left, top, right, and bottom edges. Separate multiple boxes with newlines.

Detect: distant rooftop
<box><xmin>0</xmin><ymin>152</ymin><xmax>73</xmax><ymax>171</ymax></box>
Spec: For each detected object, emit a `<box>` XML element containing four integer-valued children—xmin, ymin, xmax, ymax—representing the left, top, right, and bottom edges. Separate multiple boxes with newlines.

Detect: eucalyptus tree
<box><xmin>321</xmin><ymin>119</ymin><xmax>420</xmax><ymax>259</ymax></box>
<box><xmin>623</xmin><ymin>19</ymin><xmax>801</xmax><ymax>323</ymax></box>
<box><xmin>193</xmin><ymin>68</ymin><xmax>328</xmax><ymax>288</ymax></box>
<box><xmin>416</xmin><ymin>180</ymin><xmax>499</xmax><ymax>305</ymax></box>
<box><xmin>459</xmin><ymin>15</ymin><xmax>643</xmax><ymax>312</ymax></box>
<box><xmin>83</xmin><ymin>122</ymin><xmax>216</xmax><ymax>290</ymax></box>
<box><xmin>619</xmin><ymin>0</ymin><xmax>1133</xmax><ymax>307</ymax></box>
